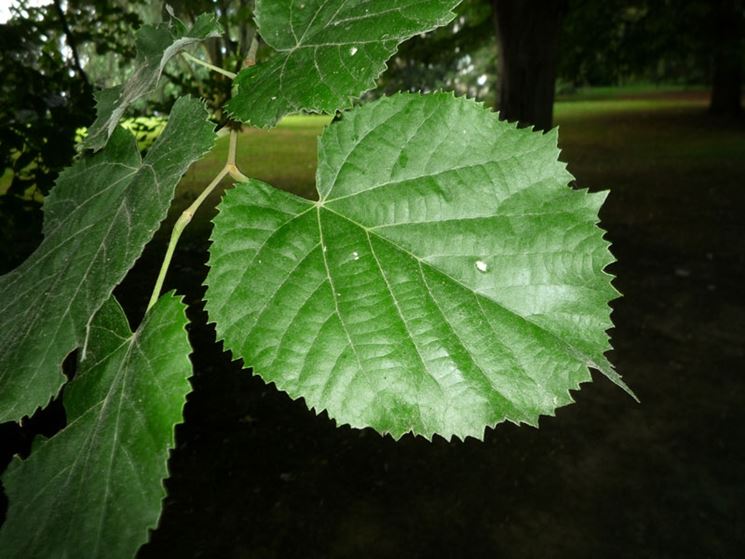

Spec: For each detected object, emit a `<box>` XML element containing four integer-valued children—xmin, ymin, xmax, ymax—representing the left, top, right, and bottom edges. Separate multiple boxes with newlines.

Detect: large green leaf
<box><xmin>84</xmin><ymin>13</ymin><xmax>221</xmax><ymax>151</ymax></box>
<box><xmin>206</xmin><ymin>93</ymin><xmax>635</xmax><ymax>441</ymax></box>
<box><xmin>0</xmin><ymin>96</ymin><xmax>215</xmax><ymax>423</ymax></box>
<box><xmin>0</xmin><ymin>293</ymin><xmax>192</xmax><ymax>559</ymax></box>
<box><xmin>226</xmin><ymin>0</ymin><xmax>459</xmax><ymax>127</ymax></box>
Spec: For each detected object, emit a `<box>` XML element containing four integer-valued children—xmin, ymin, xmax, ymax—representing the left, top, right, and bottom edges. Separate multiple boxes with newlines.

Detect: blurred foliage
<box><xmin>560</xmin><ymin>0</ymin><xmax>744</xmax><ymax>88</ymax></box>
<box><xmin>72</xmin><ymin>117</ymin><xmax>166</xmax><ymax>152</ymax></box>
<box><xmin>561</xmin><ymin>0</ymin><xmax>695</xmax><ymax>86</ymax></box>
<box><xmin>0</xmin><ymin>0</ymin><xmax>145</xmax><ymax>270</ymax></box>
<box><xmin>375</xmin><ymin>0</ymin><xmax>498</xmax><ymax>105</ymax></box>
<box><xmin>119</xmin><ymin>117</ymin><xmax>167</xmax><ymax>150</ymax></box>
<box><xmin>0</xmin><ymin>0</ymin><xmax>268</xmax><ymax>271</ymax></box>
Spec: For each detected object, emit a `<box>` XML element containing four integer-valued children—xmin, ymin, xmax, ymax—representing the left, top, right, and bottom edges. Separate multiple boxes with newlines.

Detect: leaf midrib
<box><xmin>316</xmin><ymin>205</ymin><xmax>366</xmax><ymax>381</ymax></box>
<box><xmin>18</xmin><ymin>334</ymin><xmax>133</xmax><ymax>552</ymax></box>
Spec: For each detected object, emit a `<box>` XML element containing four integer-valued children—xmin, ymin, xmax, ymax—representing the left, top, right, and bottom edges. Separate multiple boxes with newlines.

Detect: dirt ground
<box><xmin>1</xmin><ymin>95</ymin><xmax>743</xmax><ymax>558</ymax></box>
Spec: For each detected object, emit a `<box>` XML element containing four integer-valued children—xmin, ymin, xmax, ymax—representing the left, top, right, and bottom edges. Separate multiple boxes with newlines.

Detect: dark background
<box><xmin>1</xmin><ymin>1</ymin><xmax>744</xmax><ymax>557</ymax></box>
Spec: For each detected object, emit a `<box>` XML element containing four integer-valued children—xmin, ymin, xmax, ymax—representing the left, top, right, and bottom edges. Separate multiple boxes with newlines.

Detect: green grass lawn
<box><xmin>553</xmin><ymin>91</ymin><xmax>744</xmax><ymax>256</ymax></box>
<box><xmin>554</xmin><ymin>91</ymin><xmax>745</xmax><ymax>181</ymax></box>
<box><xmin>556</xmin><ymin>82</ymin><xmax>708</xmax><ymax>101</ymax></box>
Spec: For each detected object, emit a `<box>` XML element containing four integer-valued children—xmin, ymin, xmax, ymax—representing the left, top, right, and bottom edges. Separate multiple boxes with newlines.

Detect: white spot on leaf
<box><xmin>349</xmin><ymin>47</ymin><xmax>358</xmax><ymax>56</ymax></box>
<box><xmin>475</xmin><ymin>260</ymin><xmax>489</xmax><ymax>273</ymax></box>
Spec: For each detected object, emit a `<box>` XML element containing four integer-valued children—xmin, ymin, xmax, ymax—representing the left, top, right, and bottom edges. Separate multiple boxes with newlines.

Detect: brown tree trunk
<box><xmin>492</xmin><ymin>0</ymin><xmax>568</xmax><ymax>131</ymax></box>
<box><xmin>709</xmin><ymin>0</ymin><xmax>743</xmax><ymax>115</ymax></box>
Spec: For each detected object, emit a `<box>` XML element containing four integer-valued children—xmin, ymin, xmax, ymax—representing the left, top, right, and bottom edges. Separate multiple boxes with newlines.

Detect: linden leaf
<box><xmin>83</xmin><ymin>13</ymin><xmax>221</xmax><ymax>151</ymax></box>
<box><xmin>0</xmin><ymin>96</ymin><xmax>215</xmax><ymax>423</ymax></box>
<box><xmin>0</xmin><ymin>293</ymin><xmax>192</xmax><ymax>559</ymax></box>
<box><xmin>205</xmin><ymin>93</ymin><xmax>635</xmax><ymax>441</ymax></box>
<box><xmin>226</xmin><ymin>0</ymin><xmax>460</xmax><ymax>127</ymax></box>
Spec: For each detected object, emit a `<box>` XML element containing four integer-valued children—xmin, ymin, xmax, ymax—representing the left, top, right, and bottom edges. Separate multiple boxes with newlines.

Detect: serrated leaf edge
<box><xmin>226</xmin><ymin>1</ymin><xmax>460</xmax><ymax>127</ymax></box>
<box><xmin>1</xmin><ymin>291</ymin><xmax>193</xmax><ymax>555</ymax></box>
<box><xmin>208</xmin><ymin>92</ymin><xmax>635</xmax><ymax>441</ymax></box>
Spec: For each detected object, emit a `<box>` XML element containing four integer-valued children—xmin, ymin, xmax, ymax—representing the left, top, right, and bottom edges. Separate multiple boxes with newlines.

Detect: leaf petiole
<box><xmin>181</xmin><ymin>51</ymin><xmax>237</xmax><ymax>79</ymax></box>
<box><xmin>226</xmin><ymin>128</ymin><xmax>248</xmax><ymax>182</ymax></box>
<box><xmin>147</xmin><ymin>166</ymin><xmax>229</xmax><ymax>311</ymax></box>
<box><xmin>147</xmin><ymin>130</ymin><xmax>248</xmax><ymax>311</ymax></box>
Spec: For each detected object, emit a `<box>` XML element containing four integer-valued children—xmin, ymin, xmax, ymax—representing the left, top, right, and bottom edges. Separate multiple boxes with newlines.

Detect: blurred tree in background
<box><xmin>708</xmin><ymin>0</ymin><xmax>744</xmax><ymax>114</ymax></box>
<box><xmin>377</xmin><ymin>0</ymin><xmax>743</xmax><ymax>129</ymax></box>
<box><xmin>561</xmin><ymin>0</ymin><xmax>743</xmax><ymax>115</ymax></box>
<box><xmin>559</xmin><ymin>0</ymin><xmax>706</xmax><ymax>88</ymax></box>
<box><xmin>492</xmin><ymin>0</ymin><xmax>568</xmax><ymax>130</ymax></box>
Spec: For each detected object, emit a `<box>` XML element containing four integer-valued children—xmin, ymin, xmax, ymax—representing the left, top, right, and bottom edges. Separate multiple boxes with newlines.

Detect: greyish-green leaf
<box><xmin>0</xmin><ymin>96</ymin><xmax>215</xmax><ymax>423</ymax></box>
<box><xmin>205</xmin><ymin>92</ymin><xmax>635</xmax><ymax>441</ymax></box>
<box><xmin>84</xmin><ymin>13</ymin><xmax>221</xmax><ymax>151</ymax></box>
<box><xmin>0</xmin><ymin>293</ymin><xmax>192</xmax><ymax>559</ymax></box>
<box><xmin>226</xmin><ymin>0</ymin><xmax>460</xmax><ymax>127</ymax></box>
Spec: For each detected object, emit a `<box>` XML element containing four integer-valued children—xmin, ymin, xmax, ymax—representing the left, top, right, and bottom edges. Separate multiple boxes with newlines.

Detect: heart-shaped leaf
<box><xmin>0</xmin><ymin>96</ymin><xmax>215</xmax><ymax>423</ymax></box>
<box><xmin>205</xmin><ymin>93</ymin><xmax>635</xmax><ymax>441</ymax></box>
<box><xmin>0</xmin><ymin>293</ymin><xmax>192</xmax><ymax>559</ymax></box>
<box><xmin>84</xmin><ymin>13</ymin><xmax>221</xmax><ymax>151</ymax></box>
<box><xmin>226</xmin><ymin>0</ymin><xmax>459</xmax><ymax>127</ymax></box>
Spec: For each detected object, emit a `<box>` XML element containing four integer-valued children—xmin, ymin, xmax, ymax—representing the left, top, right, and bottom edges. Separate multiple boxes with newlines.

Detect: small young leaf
<box><xmin>0</xmin><ymin>96</ymin><xmax>215</xmax><ymax>423</ymax></box>
<box><xmin>84</xmin><ymin>13</ymin><xmax>222</xmax><ymax>151</ymax></box>
<box><xmin>205</xmin><ymin>93</ymin><xmax>634</xmax><ymax>441</ymax></box>
<box><xmin>0</xmin><ymin>293</ymin><xmax>192</xmax><ymax>559</ymax></box>
<box><xmin>226</xmin><ymin>0</ymin><xmax>460</xmax><ymax>127</ymax></box>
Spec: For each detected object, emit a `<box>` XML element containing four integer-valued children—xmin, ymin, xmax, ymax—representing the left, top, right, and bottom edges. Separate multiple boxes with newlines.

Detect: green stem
<box><xmin>226</xmin><ymin>129</ymin><xmax>249</xmax><ymax>182</ymax></box>
<box><xmin>228</xmin><ymin>127</ymin><xmax>238</xmax><ymax>166</ymax></box>
<box><xmin>182</xmin><ymin>52</ymin><xmax>237</xmax><ymax>79</ymax></box>
<box><xmin>147</xmin><ymin>126</ymin><xmax>250</xmax><ymax>311</ymax></box>
<box><xmin>146</xmin><ymin>166</ymin><xmax>230</xmax><ymax>311</ymax></box>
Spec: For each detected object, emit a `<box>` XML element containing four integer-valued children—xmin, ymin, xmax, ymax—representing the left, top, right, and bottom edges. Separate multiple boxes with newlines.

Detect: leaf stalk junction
<box><xmin>146</xmin><ymin>128</ymin><xmax>247</xmax><ymax>311</ymax></box>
